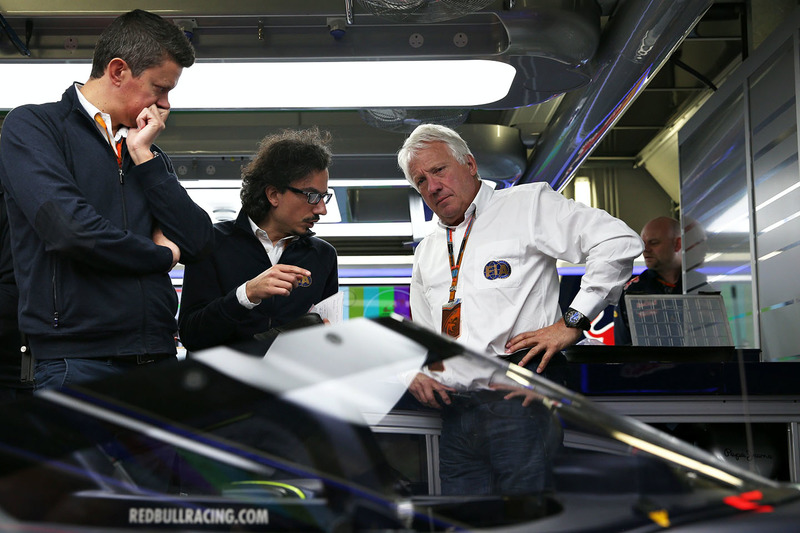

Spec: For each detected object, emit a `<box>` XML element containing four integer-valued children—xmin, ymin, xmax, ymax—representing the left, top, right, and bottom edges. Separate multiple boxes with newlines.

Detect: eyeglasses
<box><xmin>286</xmin><ymin>186</ymin><xmax>333</xmax><ymax>205</ymax></box>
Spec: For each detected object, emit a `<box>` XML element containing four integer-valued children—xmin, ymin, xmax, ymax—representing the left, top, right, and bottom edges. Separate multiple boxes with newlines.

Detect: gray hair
<box><xmin>397</xmin><ymin>124</ymin><xmax>474</xmax><ymax>189</ymax></box>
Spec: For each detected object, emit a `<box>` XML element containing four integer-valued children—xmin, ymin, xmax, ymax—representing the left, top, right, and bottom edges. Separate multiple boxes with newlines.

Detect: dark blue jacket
<box><xmin>178</xmin><ymin>210</ymin><xmax>338</xmax><ymax>355</ymax></box>
<box><xmin>0</xmin><ymin>190</ymin><xmax>30</xmax><ymax>389</ymax></box>
<box><xmin>613</xmin><ymin>269</ymin><xmax>682</xmax><ymax>345</ymax></box>
<box><xmin>0</xmin><ymin>85</ymin><xmax>214</xmax><ymax>359</ymax></box>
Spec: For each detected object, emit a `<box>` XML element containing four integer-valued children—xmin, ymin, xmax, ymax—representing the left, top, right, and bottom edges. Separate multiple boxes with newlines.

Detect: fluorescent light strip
<box><xmin>312</xmin><ymin>222</ymin><xmax>412</xmax><ymax>237</ymax></box>
<box><xmin>329</xmin><ymin>179</ymin><xmax>410</xmax><ymax>188</ymax></box>
<box><xmin>0</xmin><ymin>60</ymin><xmax>516</xmax><ymax>110</ymax></box>
<box><xmin>179</xmin><ymin>60</ymin><xmax>515</xmax><ymax>108</ymax></box>
<box><xmin>339</xmin><ymin>277</ymin><xmax>411</xmax><ymax>285</ymax></box>
<box><xmin>338</xmin><ymin>255</ymin><xmax>413</xmax><ymax>265</ymax></box>
<box><xmin>181</xmin><ymin>179</ymin><xmax>242</xmax><ymax>189</ymax></box>
<box><xmin>181</xmin><ymin>179</ymin><xmax>410</xmax><ymax>189</ymax></box>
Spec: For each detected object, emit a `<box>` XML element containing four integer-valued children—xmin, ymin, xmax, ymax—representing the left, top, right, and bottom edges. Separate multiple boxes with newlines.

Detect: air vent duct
<box><xmin>357</xmin><ymin>0</ymin><xmax>494</xmax><ymax>23</ymax></box>
<box><xmin>359</xmin><ymin>108</ymin><xmax>470</xmax><ymax>133</ymax></box>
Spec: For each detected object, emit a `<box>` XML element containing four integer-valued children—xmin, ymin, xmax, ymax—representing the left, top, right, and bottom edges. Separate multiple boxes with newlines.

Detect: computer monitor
<box><xmin>626</xmin><ymin>293</ymin><xmax>733</xmax><ymax>347</ymax></box>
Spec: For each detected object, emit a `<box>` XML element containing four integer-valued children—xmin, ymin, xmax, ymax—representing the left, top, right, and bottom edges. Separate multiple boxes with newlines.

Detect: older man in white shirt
<box><xmin>397</xmin><ymin>124</ymin><xmax>643</xmax><ymax>496</ymax></box>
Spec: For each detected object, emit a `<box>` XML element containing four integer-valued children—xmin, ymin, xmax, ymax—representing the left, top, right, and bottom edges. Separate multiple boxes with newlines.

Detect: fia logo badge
<box><xmin>298</xmin><ymin>275</ymin><xmax>312</xmax><ymax>287</ymax></box>
<box><xmin>484</xmin><ymin>260</ymin><xmax>511</xmax><ymax>280</ymax></box>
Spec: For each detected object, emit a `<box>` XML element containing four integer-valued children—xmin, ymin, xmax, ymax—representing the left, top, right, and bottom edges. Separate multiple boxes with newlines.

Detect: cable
<box><xmin>0</xmin><ymin>12</ymin><xmax>32</xmax><ymax>56</ymax></box>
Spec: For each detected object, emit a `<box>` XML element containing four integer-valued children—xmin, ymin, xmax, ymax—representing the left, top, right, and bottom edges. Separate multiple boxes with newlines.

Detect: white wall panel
<box><xmin>680</xmin><ymin>15</ymin><xmax>800</xmax><ymax>360</ymax></box>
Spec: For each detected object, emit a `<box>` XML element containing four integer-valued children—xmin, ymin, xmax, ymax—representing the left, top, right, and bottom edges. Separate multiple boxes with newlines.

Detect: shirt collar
<box><xmin>436</xmin><ymin>179</ymin><xmax>496</xmax><ymax>229</ymax></box>
<box><xmin>247</xmin><ymin>216</ymin><xmax>297</xmax><ymax>247</ymax></box>
<box><xmin>75</xmin><ymin>82</ymin><xmax>128</xmax><ymax>142</ymax></box>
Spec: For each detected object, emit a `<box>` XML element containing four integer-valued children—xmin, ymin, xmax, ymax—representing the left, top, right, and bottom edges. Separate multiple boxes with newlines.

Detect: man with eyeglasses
<box><xmin>179</xmin><ymin>128</ymin><xmax>338</xmax><ymax>355</ymax></box>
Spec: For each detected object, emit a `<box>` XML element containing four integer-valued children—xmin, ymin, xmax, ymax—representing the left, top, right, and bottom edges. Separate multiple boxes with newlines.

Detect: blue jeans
<box><xmin>34</xmin><ymin>357</ymin><xmax>134</xmax><ymax>391</ymax></box>
<box><xmin>0</xmin><ymin>385</ymin><xmax>33</xmax><ymax>404</ymax></box>
<box><xmin>439</xmin><ymin>393</ymin><xmax>562</xmax><ymax>496</ymax></box>
<box><xmin>34</xmin><ymin>357</ymin><xmax>180</xmax><ymax>492</ymax></box>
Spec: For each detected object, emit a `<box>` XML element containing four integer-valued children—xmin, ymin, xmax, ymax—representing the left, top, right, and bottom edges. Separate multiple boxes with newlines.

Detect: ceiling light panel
<box><xmin>0</xmin><ymin>60</ymin><xmax>516</xmax><ymax>110</ymax></box>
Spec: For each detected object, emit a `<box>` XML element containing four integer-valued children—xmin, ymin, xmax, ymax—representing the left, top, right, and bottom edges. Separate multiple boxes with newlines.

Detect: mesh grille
<box><xmin>359</xmin><ymin>108</ymin><xmax>470</xmax><ymax>133</ymax></box>
<box><xmin>357</xmin><ymin>0</ymin><xmax>494</xmax><ymax>23</ymax></box>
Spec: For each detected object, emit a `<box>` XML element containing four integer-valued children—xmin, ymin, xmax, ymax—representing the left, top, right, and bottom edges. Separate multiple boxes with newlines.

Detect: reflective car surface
<box><xmin>1</xmin><ymin>316</ymin><xmax>799</xmax><ymax>532</ymax></box>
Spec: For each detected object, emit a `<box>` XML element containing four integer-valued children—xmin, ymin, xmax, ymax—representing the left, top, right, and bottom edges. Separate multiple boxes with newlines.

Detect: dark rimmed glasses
<box><xmin>286</xmin><ymin>186</ymin><xmax>333</xmax><ymax>205</ymax></box>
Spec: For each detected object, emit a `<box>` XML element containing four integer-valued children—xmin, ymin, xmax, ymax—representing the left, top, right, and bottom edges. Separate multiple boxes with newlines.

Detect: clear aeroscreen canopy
<box><xmin>0</xmin><ymin>315</ymin><xmax>797</xmax><ymax>531</ymax></box>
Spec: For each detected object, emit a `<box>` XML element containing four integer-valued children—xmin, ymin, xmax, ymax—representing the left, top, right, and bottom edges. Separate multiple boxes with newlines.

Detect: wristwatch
<box><xmin>563</xmin><ymin>308</ymin><xmax>591</xmax><ymax>330</ymax></box>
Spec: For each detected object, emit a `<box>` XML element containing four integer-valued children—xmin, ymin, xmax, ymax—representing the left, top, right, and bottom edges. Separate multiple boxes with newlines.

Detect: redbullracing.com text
<box><xmin>129</xmin><ymin>507</ymin><xmax>269</xmax><ymax>527</ymax></box>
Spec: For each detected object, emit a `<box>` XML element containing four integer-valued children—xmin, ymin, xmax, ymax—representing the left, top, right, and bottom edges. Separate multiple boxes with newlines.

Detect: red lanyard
<box><xmin>446</xmin><ymin>214</ymin><xmax>475</xmax><ymax>302</ymax></box>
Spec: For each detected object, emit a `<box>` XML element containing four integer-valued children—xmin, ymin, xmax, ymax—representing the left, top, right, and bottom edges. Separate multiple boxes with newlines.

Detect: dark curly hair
<box><xmin>240</xmin><ymin>128</ymin><xmax>333</xmax><ymax>223</ymax></box>
<box><xmin>90</xmin><ymin>9</ymin><xmax>195</xmax><ymax>79</ymax></box>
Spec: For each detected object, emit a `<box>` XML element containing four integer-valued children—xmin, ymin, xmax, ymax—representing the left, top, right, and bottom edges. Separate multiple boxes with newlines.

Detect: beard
<box><xmin>295</xmin><ymin>216</ymin><xmax>320</xmax><ymax>237</ymax></box>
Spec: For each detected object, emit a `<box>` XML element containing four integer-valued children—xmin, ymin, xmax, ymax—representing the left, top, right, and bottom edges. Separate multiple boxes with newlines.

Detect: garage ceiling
<box><xmin>0</xmin><ymin>0</ymin><xmax>779</xmax><ymax>257</ymax></box>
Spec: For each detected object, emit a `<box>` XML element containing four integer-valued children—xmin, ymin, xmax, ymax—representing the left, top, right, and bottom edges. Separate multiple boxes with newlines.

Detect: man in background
<box><xmin>179</xmin><ymin>128</ymin><xmax>338</xmax><ymax>355</ymax></box>
<box><xmin>614</xmin><ymin>216</ymin><xmax>682</xmax><ymax>345</ymax></box>
<box><xmin>397</xmin><ymin>124</ymin><xmax>642</xmax><ymax>495</ymax></box>
<box><xmin>0</xmin><ymin>10</ymin><xmax>214</xmax><ymax>390</ymax></box>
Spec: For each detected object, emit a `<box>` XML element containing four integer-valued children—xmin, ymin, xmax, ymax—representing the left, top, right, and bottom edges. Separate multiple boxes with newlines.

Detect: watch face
<box><xmin>565</xmin><ymin>310</ymin><xmax>579</xmax><ymax>326</ymax></box>
<box><xmin>564</xmin><ymin>309</ymin><xmax>588</xmax><ymax>329</ymax></box>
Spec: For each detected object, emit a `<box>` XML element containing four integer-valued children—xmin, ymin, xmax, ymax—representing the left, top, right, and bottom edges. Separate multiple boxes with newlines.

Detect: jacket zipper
<box><xmin>118</xmin><ymin>146</ymin><xmax>147</xmax><ymax>352</ymax></box>
<box><xmin>52</xmin><ymin>260</ymin><xmax>59</xmax><ymax>328</ymax></box>
<box><xmin>119</xmin><ymin>165</ymin><xmax>127</xmax><ymax>228</ymax></box>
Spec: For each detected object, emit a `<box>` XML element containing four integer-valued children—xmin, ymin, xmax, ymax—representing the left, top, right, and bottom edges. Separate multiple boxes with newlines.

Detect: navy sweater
<box><xmin>178</xmin><ymin>210</ymin><xmax>338</xmax><ymax>355</ymax></box>
<box><xmin>0</xmin><ymin>85</ymin><xmax>214</xmax><ymax>359</ymax></box>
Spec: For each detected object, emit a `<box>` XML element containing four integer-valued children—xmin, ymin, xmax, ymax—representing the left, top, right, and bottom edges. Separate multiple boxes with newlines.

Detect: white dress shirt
<box><xmin>410</xmin><ymin>180</ymin><xmax>643</xmax><ymax>389</ymax></box>
<box><xmin>235</xmin><ymin>216</ymin><xmax>297</xmax><ymax>308</ymax></box>
<box><xmin>75</xmin><ymin>83</ymin><xmax>128</xmax><ymax>145</ymax></box>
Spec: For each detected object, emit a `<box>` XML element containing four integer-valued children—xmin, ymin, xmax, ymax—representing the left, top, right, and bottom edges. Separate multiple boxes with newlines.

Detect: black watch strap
<box><xmin>563</xmin><ymin>308</ymin><xmax>591</xmax><ymax>330</ymax></box>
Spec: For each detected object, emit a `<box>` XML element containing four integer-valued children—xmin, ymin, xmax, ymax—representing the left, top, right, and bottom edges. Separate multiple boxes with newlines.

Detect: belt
<box><xmin>110</xmin><ymin>353</ymin><xmax>175</xmax><ymax>365</ymax></box>
<box><xmin>499</xmin><ymin>349</ymin><xmax>529</xmax><ymax>366</ymax></box>
<box><xmin>445</xmin><ymin>390</ymin><xmax>507</xmax><ymax>409</ymax></box>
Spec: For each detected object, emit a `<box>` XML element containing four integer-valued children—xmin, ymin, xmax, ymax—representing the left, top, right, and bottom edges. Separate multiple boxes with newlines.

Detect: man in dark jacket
<box><xmin>0</xmin><ymin>190</ymin><xmax>33</xmax><ymax>403</ymax></box>
<box><xmin>179</xmin><ymin>128</ymin><xmax>338</xmax><ymax>356</ymax></box>
<box><xmin>614</xmin><ymin>216</ymin><xmax>683</xmax><ymax>345</ymax></box>
<box><xmin>0</xmin><ymin>10</ymin><xmax>214</xmax><ymax>390</ymax></box>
